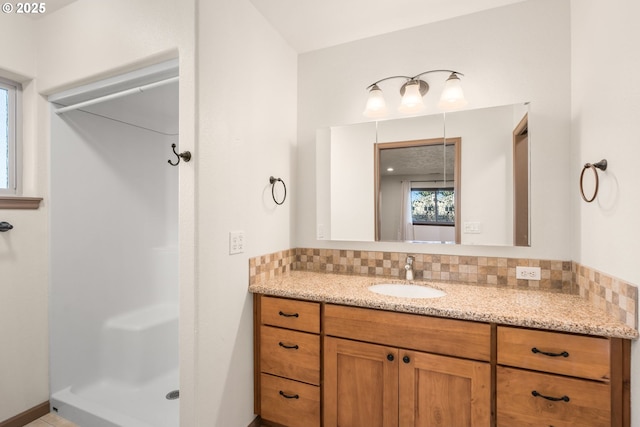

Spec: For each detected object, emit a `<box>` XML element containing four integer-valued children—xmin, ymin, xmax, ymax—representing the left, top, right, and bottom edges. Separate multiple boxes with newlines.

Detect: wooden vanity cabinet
<box><xmin>254</xmin><ymin>295</ymin><xmax>321</xmax><ymax>427</ymax></box>
<box><xmin>254</xmin><ymin>295</ymin><xmax>631</xmax><ymax>427</ymax></box>
<box><xmin>323</xmin><ymin>304</ymin><xmax>492</xmax><ymax>427</ymax></box>
<box><xmin>496</xmin><ymin>326</ymin><xmax>630</xmax><ymax>427</ymax></box>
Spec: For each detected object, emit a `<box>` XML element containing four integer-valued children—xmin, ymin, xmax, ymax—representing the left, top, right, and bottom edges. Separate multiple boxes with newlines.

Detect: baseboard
<box><xmin>0</xmin><ymin>401</ymin><xmax>50</xmax><ymax>427</ymax></box>
<box><xmin>248</xmin><ymin>416</ymin><xmax>262</xmax><ymax>427</ymax></box>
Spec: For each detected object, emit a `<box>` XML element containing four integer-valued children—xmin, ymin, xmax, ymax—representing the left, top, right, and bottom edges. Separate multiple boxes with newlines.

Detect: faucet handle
<box><xmin>406</xmin><ymin>256</ymin><xmax>414</xmax><ymax>265</ymax></box>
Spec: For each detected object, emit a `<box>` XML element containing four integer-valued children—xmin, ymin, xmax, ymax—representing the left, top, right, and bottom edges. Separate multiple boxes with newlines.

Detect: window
<box><xmin>411</xmin><ymin>188</ymin><xmax>455</xmax><ymax>225</ymax></box>
<box><xmin>0</xmin><ymin>77</ymin><xmax>19</xmax><ymax>195</ymax></box>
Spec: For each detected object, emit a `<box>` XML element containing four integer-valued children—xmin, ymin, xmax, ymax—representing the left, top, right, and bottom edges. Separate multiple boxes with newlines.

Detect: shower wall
<box><xmin>50</xmin><ymin>106</ymin><xmax>178</xmax><ymax>394</ymax></box>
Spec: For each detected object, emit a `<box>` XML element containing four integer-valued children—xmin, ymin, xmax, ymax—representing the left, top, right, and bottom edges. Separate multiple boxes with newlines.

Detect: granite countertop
<box><xmin>249</xmin><ymin>271</ymin><xmax>639</xmax><ymax>340</ymax></box>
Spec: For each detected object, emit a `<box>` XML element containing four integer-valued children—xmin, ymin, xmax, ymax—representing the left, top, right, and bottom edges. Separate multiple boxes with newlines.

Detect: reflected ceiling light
<box><xmin>363</xmin><ymin>70</ymin><xmax>466</xmax><ymax>118</ymax></box>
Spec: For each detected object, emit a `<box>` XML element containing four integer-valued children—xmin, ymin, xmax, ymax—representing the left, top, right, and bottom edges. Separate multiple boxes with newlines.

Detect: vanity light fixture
<box><xmin>363</xmin><ymin>69</ymin><xmax>467</xmax><ymax>118</ymax></box>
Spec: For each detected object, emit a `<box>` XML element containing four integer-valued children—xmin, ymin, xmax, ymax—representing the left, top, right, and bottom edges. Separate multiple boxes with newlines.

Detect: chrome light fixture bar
<box><xmin>363</xmin><ymin>69</ymin><xmax>467</xmax><ymax>118</ymax></box>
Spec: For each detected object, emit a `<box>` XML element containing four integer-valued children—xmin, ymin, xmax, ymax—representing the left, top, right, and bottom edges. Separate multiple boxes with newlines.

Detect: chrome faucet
<box><xmin>404</xmin><ymin>256</ymin><xmax>414</xmax><ymax>281</ymax></box>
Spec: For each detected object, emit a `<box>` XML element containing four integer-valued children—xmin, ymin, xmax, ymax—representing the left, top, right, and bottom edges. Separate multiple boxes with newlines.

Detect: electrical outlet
<box><xmin>229</xmin><ymin>231</ymin><xmax>245</xmax><ymax>255</ymax></box>
<box><xmin>317</xmin><ymin>224</ymin><xmax>325</xmax><ymax>240</ymax></box>
<box><xmin>516</xmin><ymin>266</ymin><xmax>541</xmax><ymax>280</ymax></box>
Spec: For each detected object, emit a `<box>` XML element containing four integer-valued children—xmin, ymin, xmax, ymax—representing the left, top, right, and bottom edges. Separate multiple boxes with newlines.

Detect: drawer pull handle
<box><xmin>279</xmin><ymin>391</ymin><xmax>300</xmax><ymax>399</ymax></box>
<box><xmin>531</xmin><ymin>347</ymin><xmax>569</xmax><ymax>358</ymax></box>
<box><xmin>532</xmin><ymin>390</ymin><xmax>570</xmax><ymax>402</ymax></box>
<box><xmin>278</xmin><ymin>342</ymin><xmax>299</xmax><ymax>350</ymax></box>
<box><xmin>402</xmin><ymin>355</ymin><xmax>411</xmax><ymax>364</ymax></box>
<box><xmin>387</xmin><ymin>354</ymin><xmax>394</xmax><ymax>362</ymax></box>
<box><xmin>278</xmin><ymin>311</ymin><xmax>299</xmax><ymax>318</ymax></box>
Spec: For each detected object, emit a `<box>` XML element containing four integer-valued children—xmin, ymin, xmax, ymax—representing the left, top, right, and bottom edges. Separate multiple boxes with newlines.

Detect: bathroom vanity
<box><xmin>251</xmin><ymin>272</ymin><xmax>635</xmax><ymax>427</ymax></box>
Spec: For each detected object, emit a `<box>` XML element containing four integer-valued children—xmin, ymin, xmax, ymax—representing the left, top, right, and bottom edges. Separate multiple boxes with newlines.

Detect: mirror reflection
<box><xmin>375</xmin><ymin>139</ymin><xmax>460</xmax><ymax>243</ymax></box>
<box><xmin>316</xmin><ymin>102</ymin><xmax>530</xmax><ymax>247</ymax></box>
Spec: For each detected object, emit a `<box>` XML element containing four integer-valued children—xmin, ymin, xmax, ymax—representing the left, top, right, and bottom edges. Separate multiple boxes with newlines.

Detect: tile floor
<box><xmin>24</xmin><ymin>413</ymin><xmax>78</xmax><ymax>427</ymax></box>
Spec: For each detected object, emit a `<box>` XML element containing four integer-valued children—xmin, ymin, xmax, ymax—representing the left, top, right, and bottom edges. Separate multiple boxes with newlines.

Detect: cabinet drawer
<box><xmin>260</xmin><ymin>373</ymin><xmax>320</xmax><ymax>427</ymax></box>
<box><xmin>497</xmin><ymin>366</ymin><xmax>611</xmax><ymax>427</ymax></box>
<box><xmin>497</xmin><ymin>326</ymin><xmax>610</xmax><ymax>381</ymax></box>
<box><xmin>260</xmin><ymin>325</ymin><xmax>320</xmax><ymax>385</ymax></box>
<box><xmin>324</xmin><ymin>304</ymin><xmax>491</xmax><ymax>361</ymax></box>
<box><xmin>261</xmin><ymin>296</ymin><xmax>320</xmax><ymax>333</ymax></box>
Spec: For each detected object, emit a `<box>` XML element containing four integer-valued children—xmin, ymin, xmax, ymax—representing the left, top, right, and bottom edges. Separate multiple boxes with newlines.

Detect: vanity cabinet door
<box><xmin>324</xmin><ymin>337</ymin><xmax>399</xmax><ymax>427</ymax></box>
<box><xmin>399</xmin><ymin>350</ymin><xmax>491</xmax><ymax>427</ymax></box>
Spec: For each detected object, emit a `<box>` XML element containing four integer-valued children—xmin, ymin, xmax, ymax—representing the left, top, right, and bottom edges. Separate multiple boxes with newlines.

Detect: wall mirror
<box><xmin>316</xmin><ymin>102</ymin><xmax>530</xmax><ymax>247</ymax></box>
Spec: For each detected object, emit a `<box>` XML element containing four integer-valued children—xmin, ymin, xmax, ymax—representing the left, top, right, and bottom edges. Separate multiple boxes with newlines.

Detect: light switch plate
<box><xmin>229</xmin><ymin>231</ymin><xmax>245</xmax><ymax>255</ymax></box>
<box><xmin>463</xmin><ymin>222</ymin><xmax>482</xmax><ymax>234</ymax></box>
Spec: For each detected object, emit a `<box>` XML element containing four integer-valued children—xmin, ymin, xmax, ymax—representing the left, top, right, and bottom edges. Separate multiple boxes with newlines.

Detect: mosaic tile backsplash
<box><xmin>249</xmin><ymin>248</ymin><xmax>638</xmax><ymax>329</ymax></box>
<box><xmin>574</xmin><ymin>262</ymin><xmax>638</xmax><ymax>329</ymax></box>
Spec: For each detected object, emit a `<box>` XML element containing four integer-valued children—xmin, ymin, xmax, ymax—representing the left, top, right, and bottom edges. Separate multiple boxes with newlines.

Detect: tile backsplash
<box><xmin>574</xmin><ymin>262</ymin><xmax>637</xmax><ymax>329</ymax></box>
<box><xmin>249</xmin><ymin>248</ymin><xmax>637</xmax><ymax>329</ymax></box>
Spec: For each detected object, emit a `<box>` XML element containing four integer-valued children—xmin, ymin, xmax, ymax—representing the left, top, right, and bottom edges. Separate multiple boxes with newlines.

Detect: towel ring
<box><xmin>580</xmin><ymin>159</ymin><xmax>607</xmax><ymax>203</ymax></box>
<box><xmin>269</xmin><ymin>176</ymin><xmax>287</xmax><ymax>205</ymax></box>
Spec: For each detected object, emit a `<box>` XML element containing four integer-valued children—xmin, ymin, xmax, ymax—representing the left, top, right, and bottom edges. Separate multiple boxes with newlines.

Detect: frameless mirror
<box><xmin>316</xmin><ymin>102</ymin><xmax>530</xmax><ymax>246</ymax></box>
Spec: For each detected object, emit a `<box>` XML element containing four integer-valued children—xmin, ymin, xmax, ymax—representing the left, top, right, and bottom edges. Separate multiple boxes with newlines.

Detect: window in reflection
<box><xmin>411</xmin><ymin>188</ymin><xmax>455</xmax><ymax>225</ymax></box>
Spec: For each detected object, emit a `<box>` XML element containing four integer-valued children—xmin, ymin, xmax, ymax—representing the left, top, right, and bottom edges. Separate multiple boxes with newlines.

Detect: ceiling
<box><xmin>29</xmin><ymin>0</ymin><xmax>77</xmax><ymax>18</ymax></box>
<box><xmin>250</xmin><ymin>0</ymin><xmax>528</xmax><ymax>53</ymax></box>
<box><xmin>380</xmin><ymin>144</ymin><xmax>454</xmax><ymax>178</ymax></box>
<box><xmin>30</xmin><ymin>1</ymin><xmax>526</xmax><ymax>51</ymax></box>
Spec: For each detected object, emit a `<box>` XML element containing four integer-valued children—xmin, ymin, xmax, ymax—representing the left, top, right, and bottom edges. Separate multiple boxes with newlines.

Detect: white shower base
<box><xmin>51</xmin><ymin>369</ymin><xmax>178</xmax><ymax>427</ymax></box>
<box><xmin>50</xmin><ymin>304</ymin><xmax>179</xmax><ymax>427</ymax></box>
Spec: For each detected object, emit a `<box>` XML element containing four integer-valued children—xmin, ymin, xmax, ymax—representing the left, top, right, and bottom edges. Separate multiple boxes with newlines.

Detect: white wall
<box><xmin>446</xmin><ymin>105</ymin><xmax>515</xmax><ymax>245</ymax></box>
<box><xmin>195</xmin><ymin>0</ymin><xmax>297</xmax><ymax>425</ymax></box>
<box><xmin>0</xmin><ymin>14</ymin><xmax>35</xmax><ymax>80</ymax></box>
<box><xmin>296</xmin><ymin>0</ymin><xmax>572</xmax><ymax>260</ymax></box>
<box><xmin>570</xmin><ymin>0</ymin><xmax>640</xmax><ymax>424</ymax></box>
<box><xmin>329</xmin><ymin>122</ymin><xmax>376</xmax><ymax>241</ymax></box>
<box><xmin>0</xmin><ymin>12</ymin><xmax>49</xmax><ymax>423</ymax></box>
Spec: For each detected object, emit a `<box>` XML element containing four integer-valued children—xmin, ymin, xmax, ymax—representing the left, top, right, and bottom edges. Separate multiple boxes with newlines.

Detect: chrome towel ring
<box><xmin>580</xmin><ymin>159</ymin><xmax>607</xmax><ymax>203</ymax></box>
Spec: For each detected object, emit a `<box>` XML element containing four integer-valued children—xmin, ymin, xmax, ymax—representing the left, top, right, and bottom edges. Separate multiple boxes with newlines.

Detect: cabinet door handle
<box><xmin>278</xmin><ymin>342</ymin><xmax>299</xmax><ymax>350</ymax></box>
<box><xmin>278</xmin><ymin>311</ymin><xmax>299</xmax><ymax>318</ymax></box>
<box><xmin>387</xmin><ymin>354</ymin><xmax>394</xmax><ymax>362</ymax></box>
<box><xmin>532</xmin><ymin>390</ymin><xmax>570</xmax><ymax>402</ymax></box>
<box><xmin>279</xmin><ymin>390</ymin><xmax>300</xmax><ymax>399</ymax></box>
<box><xmin>402</xmin><ymin>355</ymin><xmax>411</xmax><ymax>364</ymax></box>
<box><xmin>531</xmin><ymin>347</ymin><xmax>569</xmax><ymax>358</ymax></box>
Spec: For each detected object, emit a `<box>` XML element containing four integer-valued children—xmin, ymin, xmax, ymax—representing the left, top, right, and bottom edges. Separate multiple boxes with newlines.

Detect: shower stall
<box><xmin>48</xmin><ymin>61</ymin><xmax>180</xmax><ymax>427</ymax></box>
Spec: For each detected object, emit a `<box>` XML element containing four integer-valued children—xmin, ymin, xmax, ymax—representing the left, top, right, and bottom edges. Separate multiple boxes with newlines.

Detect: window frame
<box><xmin>410</xmin><ymin>187</ymin><xmax>456</xmax><ymax>226</ymax></box>
<box><xmin>0</xmin><ymin>76</ymin><xmax>20</xmax><ymax>196</ymax></box>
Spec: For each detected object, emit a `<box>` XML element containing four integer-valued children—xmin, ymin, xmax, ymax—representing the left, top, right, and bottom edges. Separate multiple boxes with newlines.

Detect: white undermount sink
<box><xmin>368</xmin><ymin>283</ymin><xmax>446</xmax><ymax>299</ymax></box>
